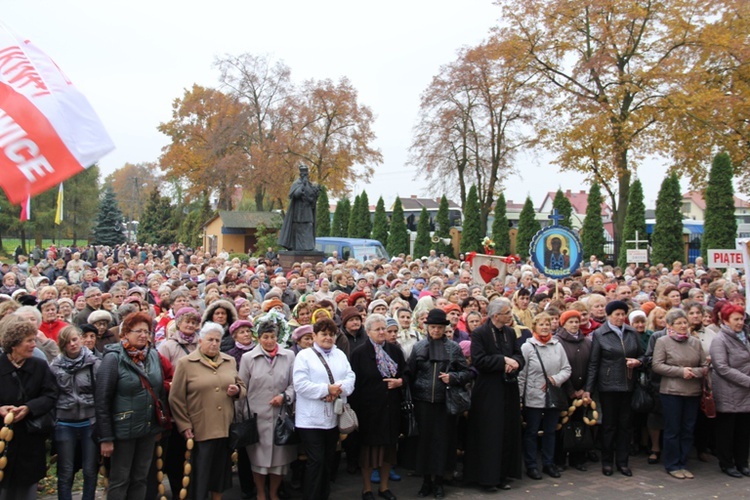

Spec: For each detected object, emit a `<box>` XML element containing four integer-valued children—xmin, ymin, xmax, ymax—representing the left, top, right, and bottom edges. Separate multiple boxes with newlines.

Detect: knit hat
<box><xmin>292</xmin><ymin>325</ymin><xmax>314</xmax><ymax>343</ymax></box>
<box><xmin>340</xmin><ymin>307</ymin><xmax>362</xmax><ymax>327</ymax></box>
<box><xmin>347</xmin><ymin>291</ymin><xmax>367</xmax><ymax>307</ymax></box>
<box><xmin>88</xmin><ymin>310</ymin><xmax>112</xmax><ymax>324</ymax></box>
<box><xmin>367</xmin><ymin>299</ymin><xmax>388</xmax><ymax>314</ymax></box>
<box><xmin>442</xmin><ymin>303</ymin><xmax>462</xmax><ymax>315</ymax></box>
<box><xmin>559</xmin><ymin>309</ymin><xmax>582</xmax><ymax>327</ymax></box>
<box><xmin>229</xmin><ymin>319</ymin><xmax>254</xmax><ymax>335</ymax></box>
<box><xmin>234</xmin><ymin>297</ymin><xmax>248</xmax><ymax>309</ymax></box>
<box><xmin>175</xmin><ymin>307</ymin><xmax>200</xmax><ymax>323</ymax></box>
<box><xmin>334</xmin><ymin>293</ymin><xmax>350</xmax><ymax>304</ymax></box>
<box><xmin>605</xmin><ymin>300</ymin><xmax>628</xmax><ymax>315</ymax></box>
<box><xmin>385</xmin><ymin>317</ymin><xmax>399</xmax><ymax>330</ymax></box>
<box><xmin>459</xmin><ymin>340</ymin><xmax>472</xmax><ymax>358</ymax></box>
<box><xmin>263</xmin><ymin>298</ymin><xmax>284</xmax><ymax>313</ymax></box>
<box><xmin>628</xmin><ymin>310</ymin><xmax>647</xmax><ymax>324</ymax></box>
<box><xmin>641</xmin><ymin>301</ymin><xmax>657</xmax><ymax>317</ymax></box>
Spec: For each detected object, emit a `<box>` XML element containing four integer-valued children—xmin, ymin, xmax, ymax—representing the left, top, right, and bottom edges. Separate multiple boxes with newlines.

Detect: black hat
<box><xmin>605</xmin><ymin>300</ymin><xmax>629</xmax><ymax>316</ymax></box>
<box><xmin>424</xmin><ymin>308</ymin><xmax>450</xmax><ymax>326</ymax></box>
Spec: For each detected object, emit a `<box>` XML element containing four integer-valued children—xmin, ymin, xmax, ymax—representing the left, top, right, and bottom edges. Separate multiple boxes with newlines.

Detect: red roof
<box><xmin>682</xmin><ymin>190</ymin><xmax>750</xmax><ymax>210</ymax></box>
<box><xmin>539</xmin><ymin>190</ymin><xmax>610</xmax><ymax>217</ymax></box>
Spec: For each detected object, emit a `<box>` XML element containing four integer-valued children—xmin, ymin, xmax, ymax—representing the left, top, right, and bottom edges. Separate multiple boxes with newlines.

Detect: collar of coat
<box><xmin>186</xmin><ymin>348</ymin><xmax>232</xmax><ymax>368</ymax></box>
<box><xmin>246</xmin><ymin>344</ymin><xmax>292</xmax><ymax>359</ymax></box>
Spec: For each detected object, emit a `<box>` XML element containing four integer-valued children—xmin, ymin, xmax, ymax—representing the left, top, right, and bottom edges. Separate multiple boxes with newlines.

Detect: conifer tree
<box><xmin>387</xmin><ymin>197</ymin><xmax>409</xmax><ymax>257</ymax></box>
<box><xmin>651</xmin><ymin>174</ymin><xmax>684</xmax><ymax>266</ymax></box>
<box><xmin>516</xmin><ymin>196</ymin><xmax>540</xmax><ymax>259</ymax></box>
<box><xmin>92</xmin><ymin>186</ymin><xmax>126</xmax><ymax>246</ymax></box>
<box><xmin>460</xmin><ymin>185</ymin><xmax>482</xmax><ymax>254</ymax></box>
<box><xmin>371</xmin><ymin>196</ymin><xmax>389</xmax><ymax>247</ymax></box>
<box><xmin>491</xmin><ymin>192</ymin><xmax>511</xmax><ymax>256</ymax></box>
<box><xmin>552</xmin><ymin>189</ymin><xmax>573</xmax><ymax>228</ymax></box>
<box><xmin>702</xmin><ymin>153</ymin><xmax>737</xmax><ymax>260</ymax></box>
<box><xmin>413</xmin><ymin>207</ymin><xmax>432</xmax><ymax>258</ymax></box>
<box><xmin>618</xmin><ymin>179</ymin><xmax>647</xmax><ymax>268</ymax></box>
<box><xmin>357</xmin><ymin>190</ymin><xmax>371</xmax><ymax>238</ymax></box>
<box><xmin>581</xmin><ymin>183</ymin><xmax>606</xmax><ymax>260</ymax></box>
<box><xmin>316</xmin><ymin>186</ymin><xmax>331</xmax><ymax>237</ymax></box>
<box><xmin>435</xmin><ymin>195</ymin><xmax>453</xmax><ymax>257</ymax></box>
<box><xmin>138</xmin><ymin>188</ymin><xmax>178</xmax><ymax>245</ymax></box>
<box><xmin>348</xmin><ymin>194</ymin><xmax>361</xmax><ymax>238</ymax></box>
<box><xmin>331</xmin><ymin>199</ymin><xmax>347</xmax><ymax>237</ymax></box>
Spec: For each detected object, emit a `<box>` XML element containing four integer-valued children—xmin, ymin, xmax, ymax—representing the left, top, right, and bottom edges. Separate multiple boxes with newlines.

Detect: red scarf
<box><xmin>121</xmin><ymin>339</ymin><xmax>147</xmax><ymax>364</ymax></box>
<box><xmin>533</xmin><ymin>332</ymin><xmax>552</xmax><ymax>345</ymax></box>
<box><xmin>262</xmin><ymin>344</ymin><xmax>279</xmax><ymax>359</ymax></box>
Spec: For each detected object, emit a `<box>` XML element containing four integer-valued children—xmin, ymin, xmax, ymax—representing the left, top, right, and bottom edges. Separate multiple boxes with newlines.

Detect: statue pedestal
<box><xmin>278</xmin><ymin>250</ymin><xmax>325</xmax><ymax>272</ymax></box>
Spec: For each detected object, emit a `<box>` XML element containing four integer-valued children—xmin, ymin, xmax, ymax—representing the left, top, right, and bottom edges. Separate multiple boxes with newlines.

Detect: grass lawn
<box><xmin>0</xmin><ymin>239</ymin><xmax>80</xmax><ymax>263</ymax></box>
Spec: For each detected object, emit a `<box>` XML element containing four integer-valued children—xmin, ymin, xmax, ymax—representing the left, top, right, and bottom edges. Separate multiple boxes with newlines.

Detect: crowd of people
<box><xmin>0</xmin><ymin>242</ymin><xmax>749</xmax><ymax>500</ymax></box>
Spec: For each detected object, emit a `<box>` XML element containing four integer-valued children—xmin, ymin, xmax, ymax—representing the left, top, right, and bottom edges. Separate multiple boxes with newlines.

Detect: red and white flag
<box><xmin>0</xmin><ymin>22</ymin><xmax>114</xmax><ymax>205</ymax></box>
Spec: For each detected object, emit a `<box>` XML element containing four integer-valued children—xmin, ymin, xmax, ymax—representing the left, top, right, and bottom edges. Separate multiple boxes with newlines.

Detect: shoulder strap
<box><xmin>312</xmin><ymin>349</ymin><xmax>335</xmax><ymax>384</ymax></box>
<box><xmin>179</xmin><ymin>343</ymin><xmax>190</xmax><ymax>355</ymax></box>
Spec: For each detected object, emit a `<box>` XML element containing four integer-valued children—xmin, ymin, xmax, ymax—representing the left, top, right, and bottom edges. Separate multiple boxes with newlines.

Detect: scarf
<box><xmin>57</xmin><ymin>346</ymin><xmax>90</xmax><ymax>374</ymax></box>
<box><xmin>235</xmin><ymin>341</ymin><xmax>255</xmax><ymax>352</ymax></box>
<box><xmin>533</xmin><ymin>332</ymin><xmax>552</xmax><ymax>345</ymax></box>
<box><xmin>370</xmin><ymin>337</ymin><xmax>398</xmax><ymax>378</ymax></box>
<box><xmin>720</xmin><ymin>323</ymin><xmax>748</xmax><ymax>346</ymax></box>
<box><xmin>177</xmin><ymin>330</ymin><xmax>196</xmax><ymax>345</ymax></box>
<box><xmin>667</xmin><ymin>326</ymin><xmax>689</xmax><ymax>342</ymax></box>
<box><xmin>428</xmin><ymin>336</ymin><xmax>449</xmax><ymax>362</ymax></box>
<box><xmin>314</xmin><ymin>343</ymin><xmax>333</xmax><ymax>354</ymax></box>
<box><xmin>261</xmin><ymin>344</ymin><xmax>279</xmax><ymax>364</ymax></box>
<box><xmin>200</xmin><ymin>351</ymin><xmax>220</xmax><ymax>368</ymax></box>
<box><xmin>121</xmin><ymin>339</ymin><xmax>147</xmax><ymax>368</ymax></box>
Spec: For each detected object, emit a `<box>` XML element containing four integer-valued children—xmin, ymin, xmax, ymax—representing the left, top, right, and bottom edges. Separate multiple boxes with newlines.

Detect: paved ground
<box><xmin>43</xmin><ymin>451</ymin><xmax>750</xmax><ymax>500</ymax></box>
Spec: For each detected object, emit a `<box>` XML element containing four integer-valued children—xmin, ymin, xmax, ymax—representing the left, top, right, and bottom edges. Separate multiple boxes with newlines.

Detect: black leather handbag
<box><xmin>229</xmin><ymin>399</ymin><xmax>259</xmax><ymax>449</ymax></box>
<box><xmin>273</xmin><ymin>400</ymin><xmax>300</xmax><ymax>446</ymax></box>
<box><xmin>400</xmin><ymin>385</ymin><xmax>419</xmax><ymax>437</ymax></box>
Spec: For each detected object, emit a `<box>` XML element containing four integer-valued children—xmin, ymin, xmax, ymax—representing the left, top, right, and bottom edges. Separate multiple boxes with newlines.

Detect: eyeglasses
<box><xmin>129</xmin><ymin>329</ymin><xmax>150</xmax><ymax>335</ymax></box>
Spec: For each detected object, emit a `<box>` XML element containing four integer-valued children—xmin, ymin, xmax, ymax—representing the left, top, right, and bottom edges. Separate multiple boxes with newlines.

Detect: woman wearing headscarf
<box><xmin>50</xmin><ymin>325</ymin><xmax>100</xmax><ymax>500</ymax></box>
<box><xmin>408</xmin><ymin>309</ymin><xmax>471</xmax><ymax>499</ymax></box>
<box><xmin>95</xmin><ymin>312</ymin><xmax>167</xmax><ymax>500</ymax></box>
<box><xmin>583</xmin><ymin>300</ymin><xmax>645</xmax><ymax>477</ymax></box>
<box><xmin>651</xmin><ymin>308</ymin><xmax>707</xmax><ymax>479</ymax></box>
<box><xmin>236</xmin><ymin>313</ymin><xmax>296</xmax><ymax>500</ymax></box>
<box><xmin>349</xmin><ymin>314</ymin><xmax>406</xmax><ymax>500</ymax></box>
<box><xmin>169</xmin><ymin>322</ymin><xmax>245</xmax><ymax>499</ymax></box>
<box><xmin>709</xmin><ymin>302</ymin><xmax>750</xmax><ymax>478</ymax></box>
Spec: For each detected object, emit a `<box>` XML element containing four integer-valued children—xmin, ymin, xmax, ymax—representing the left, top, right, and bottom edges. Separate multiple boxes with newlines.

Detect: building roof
<box><xmin>682</xmin><ymin>190</ymin><xmax>750</xmax><ymax>210</ymax></box>
<box><xmin>539</xmin><ymin>190</ymin><xmax>611</xmax><ymax>216</ymax></box>
<box><xmin>204</xmin><ymin>211</ymin><xmax>283</xmax><ymax>229</ymax></box>
<box><xmin>398</xmin><ymin>196</ymin><xmax>461</xmax><ymax>211</ymax></box>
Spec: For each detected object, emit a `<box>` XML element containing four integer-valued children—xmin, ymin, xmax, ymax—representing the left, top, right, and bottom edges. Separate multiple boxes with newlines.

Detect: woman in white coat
<box><xmin>293</xmin><ymin>318</ymin><xmax>355</xmax><ymax>500</ymax></box>
<box><xmin>238</xmin><ymin>313</ymin><xmax>296</xmax><ymax>500</ymax></box>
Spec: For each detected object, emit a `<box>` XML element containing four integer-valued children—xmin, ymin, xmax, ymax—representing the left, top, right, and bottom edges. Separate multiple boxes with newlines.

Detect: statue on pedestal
<box><xmin>277</xmin><ymin>164</ymin><xmax>321</xmax><ymax>251</ymax></box>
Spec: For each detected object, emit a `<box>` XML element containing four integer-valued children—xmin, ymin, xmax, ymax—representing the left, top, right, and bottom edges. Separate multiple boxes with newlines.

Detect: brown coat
<box><xmin>169</xmin><ymin>349</ymin><xmax>246</xmax><ymax>442</ymax></box>
<box><xmin>652</xmin><ymin>335</ymin><xmax>706</xmax><ymax>397</ymax></box>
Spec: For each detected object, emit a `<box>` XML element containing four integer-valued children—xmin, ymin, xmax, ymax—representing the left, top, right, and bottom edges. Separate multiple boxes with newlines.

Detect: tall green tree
<box><xmin>316</xmin><ymin>187</ymin><xmax>331</xmax><ymax>237</ymax></box>
<box><xmin>64</xmin><ymin>166</ymin><xmax>101</xmax><ymax>244</ymax></box>
<box><xmin>387</xmin><ymin>197</ymin><xmax>409</xmax><ymax>257</ymax></box>
<box><xmin>371</xmin><ymin>197</ymin><xmax>389</xmax><ymax>247</ymax></box>
<box><xmin>413</xmin><ymin>207</ymin><xmax>432</xmax><ymax>258</ymax></box>
<box><xmin>138</xmin><ymin>188</ymin><xmax>178</xmax><ymax>245</ymax></box>
<box><xmin>491</xmin><ymin>192</ymin><xmax>511</xmax><ymax>256</ymax></box>
<box><xmin>516</xmin><ymin>196</ymin><xmax>540</xmax><ymax>259</ymax></box>
<box><xmin>460</xmin><ymin>185</ymin><xmax>483</xmax><ymax>254</ymax></box>
<box><xmin>702</xmin><ymin>153</ymin><xmax>737</xmax><ymax>259</ymax></box>
<box><xmin>651</xmin><ymin>174</ymin><xmax>684</xmax><ymax>266</ymax></box>
<box><xmin>357</xmin><ymin>191</ymin><xmax>372</xmax><ymax>238</ymax></box>
<box><xmin>331</xmin><ymin>199</ymin><xmax>348</xmax><ymax>237</ymax></box>
<box><xmin>348</xmin><ymin>194</ymin><xmax>361</xmax><ymax>238</ymax></box>
<box><xmin>618</xmin><ymin>179</ymin><xmax>647</xmax><ymax>268</ymax></box>
<box><xmin>92</xmin><ymin>187</ymin><xmax>126</xmax><ymax>246</ymax></box>
<box><xmin>435</xmin><ymin>195</ymin><xmax>453</xmax><ymax>257</ymax></box>
<box><xmin>581</xmin><ymin>183</ymin><xmax>606</xmax><ymax>260</ymax></box>
<box><xmin>552</xmin><ymin>189</ymin><xmax>573</xmax><ymax>228</ymax></box>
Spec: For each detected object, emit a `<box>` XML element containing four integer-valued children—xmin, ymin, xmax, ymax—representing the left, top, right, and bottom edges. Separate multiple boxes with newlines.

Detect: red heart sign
<box><xmin>479</xmin><ymin>264</ymin><xmax>499</xmax><ymax>283</ymax></box>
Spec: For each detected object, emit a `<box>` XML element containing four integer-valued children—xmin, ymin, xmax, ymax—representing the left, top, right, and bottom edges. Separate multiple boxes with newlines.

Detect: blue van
<box><xmin>315</xmin><ymin>237</ymin><xmax>389</xmax><ymax>262</ymax></box>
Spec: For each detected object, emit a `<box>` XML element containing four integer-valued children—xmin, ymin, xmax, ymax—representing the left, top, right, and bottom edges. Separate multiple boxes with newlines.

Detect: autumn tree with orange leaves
<box><xmin>409</xmin><ymin>39</ymin><xmax>538</xmax><ymax>234</ymax></box>
<box><xmin>104</xmin><ymin>162</ymin><xmax>163</xmax><ymax>220</ymax></box>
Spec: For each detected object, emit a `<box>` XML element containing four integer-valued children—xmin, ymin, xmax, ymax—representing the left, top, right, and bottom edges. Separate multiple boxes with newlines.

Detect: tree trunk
<box><xmin>614</xmin><ymin>150</ymin><xmax>630</xmax><ymax>261</ymax></box>
<box><xmin>20</xmin><ymin>227</ymin><xmax>26</xmax><ymax>252</ymax></box>
<box><xmin>254</xmin><ymin>185</ymin><xmax>265</xmax><ymax>212</ymax></box>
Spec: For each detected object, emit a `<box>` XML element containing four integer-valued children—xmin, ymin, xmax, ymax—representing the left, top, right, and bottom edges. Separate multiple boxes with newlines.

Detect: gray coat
<box><xmin>238</xmin><ymin>345</ymin><xmax>296</xmax><ymax>468</ymax></box>
<box><xmin>519</xmin><ymin>337</ymin><xmax>571</xmax><ymax>409</ymax></box>
<box><xmin>709</xmin><ymin>328</ymin><xmax>750</xmax><ymax>413</ymax></box>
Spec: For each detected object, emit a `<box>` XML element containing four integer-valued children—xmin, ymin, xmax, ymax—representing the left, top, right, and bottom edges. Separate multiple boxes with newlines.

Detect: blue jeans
<box><xmin>523</xmin><ymin>407</ymin><xmax>559</xmax><ymax>470</ymax></box>
<box><xmin>55</xmin><ymin>423</ymin><xmax>98</xmax><ymax>500</ymax></box>
<box><xmin>660</xmin><ymin>394</ymin><xmax>699</xmax><ymax>472</ymax></box>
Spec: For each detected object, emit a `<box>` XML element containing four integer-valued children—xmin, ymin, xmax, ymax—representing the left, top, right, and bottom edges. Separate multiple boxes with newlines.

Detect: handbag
<box><xmin>230</xmin><ymin>398</ymin><xmax>259</xmax><ymax>449</ymax></box>
<box><xmin>531</xmin><ymin>344</ymin><xmax>567</xmax><ymax>410</ymax></box>
<box><xmin>273</xmin><ymin>400</ymin><xmax>300</xmax><ymax>446</ymax></box>
<box><xmin>11</xmin><ymin>371</ymin><xmax>55</xmax><ymax>435</ymax></box>
<box><xmin>445</xmin><ymin>384</ymin><xmax>471</xmax><ymax>416</ymax></box>
<box><xmin>562</xmin><ymin>419</ymin><xmax>594</xmax><ymax>452</ymax></box>
<box><xmin>631</xmin><ymin>371</ymin><xmax>654</xmax><ymax>413</ymax></box>
<box><xmin>700</xmin><ymin>373</ymin><xmax>717</xmax><ymax>419</ymax></box>
<box><xmin>312</xmin><ymin>349</ymin><xmax>359</xmax><ymax>434</ymax></box>
<box><xmin>137</xmin><ymin>374</ymin><xmax>170</xmax><ymax>427</ymax></box>
<box><xmin>400</xmin><ymin>385</ymin><xmax>419</xmax><ymax>437</ymax></box>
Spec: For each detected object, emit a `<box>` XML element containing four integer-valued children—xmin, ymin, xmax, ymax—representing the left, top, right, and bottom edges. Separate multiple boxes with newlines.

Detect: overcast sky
<box><xmin>5</xmin><ymin>0</ymin><xmax>676</xmax><ymax>210</ymax></box>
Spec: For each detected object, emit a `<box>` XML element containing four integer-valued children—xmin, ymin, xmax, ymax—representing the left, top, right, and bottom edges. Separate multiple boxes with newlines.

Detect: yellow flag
<box><xmin>54</xmin><ymin>184</ymin><xmax>63</xmax><ymax>224</ymax></box>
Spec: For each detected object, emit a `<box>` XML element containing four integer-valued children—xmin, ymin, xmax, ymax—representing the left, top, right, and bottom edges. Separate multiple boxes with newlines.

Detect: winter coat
<box><xmin>238</xmin><ymin>345</ymin><xmax>296</xmax><ymax>468</ymax></box>
<box><xmin>519</xmin><ymin>337</ymin><xmax>571</xmax><ymax>409</ymax></box>
<box><xmin>408</xmin><ymin>336</ymin><xmax>472</xmax><ymax>404</ymax></box>
<box><xmin>585</xmin><ymin>322</ymin><xmax>645</xmax><ymax>393</ymax></box>
<box><xmin>709</xmin><ymin>328</ymin><xmax>750</xmax><ymax>413</ymax></box>
<box><xmin>350</xmin><ymin>339</ymin><xmax>406</xmax><ymax>446</ymax></box>
<box><xmin>652</xmin><ymin>335</ymin><xmax>706</xmax><ymax>397</ymax></box>
<box><xmin>293</xmin><ymin>344</ymin><xmax>355</xmax><ymax>430</ymax></box>
<box><xmin>157</xmin><ymin>335</ymin><xmax>199</xmax><ymax>367</ymax></box>
<box><xmin>169</xmin><ymin>349</ymin><xmax>245</xmax><ymax>442</ymax></box>
<box><xmin>555</xmin><ymin>328</ymin><xmax>591</xmax><ymax>396</ymax></box>
<box><xmin>50</xmin><ymin>349</ymin><xmax>101</xmax><ymax>421</ymax></box>
<box><xmin>0</xmin><ymin>355</ymin><xmax>58</xmax><ymax>488</ymax></box>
